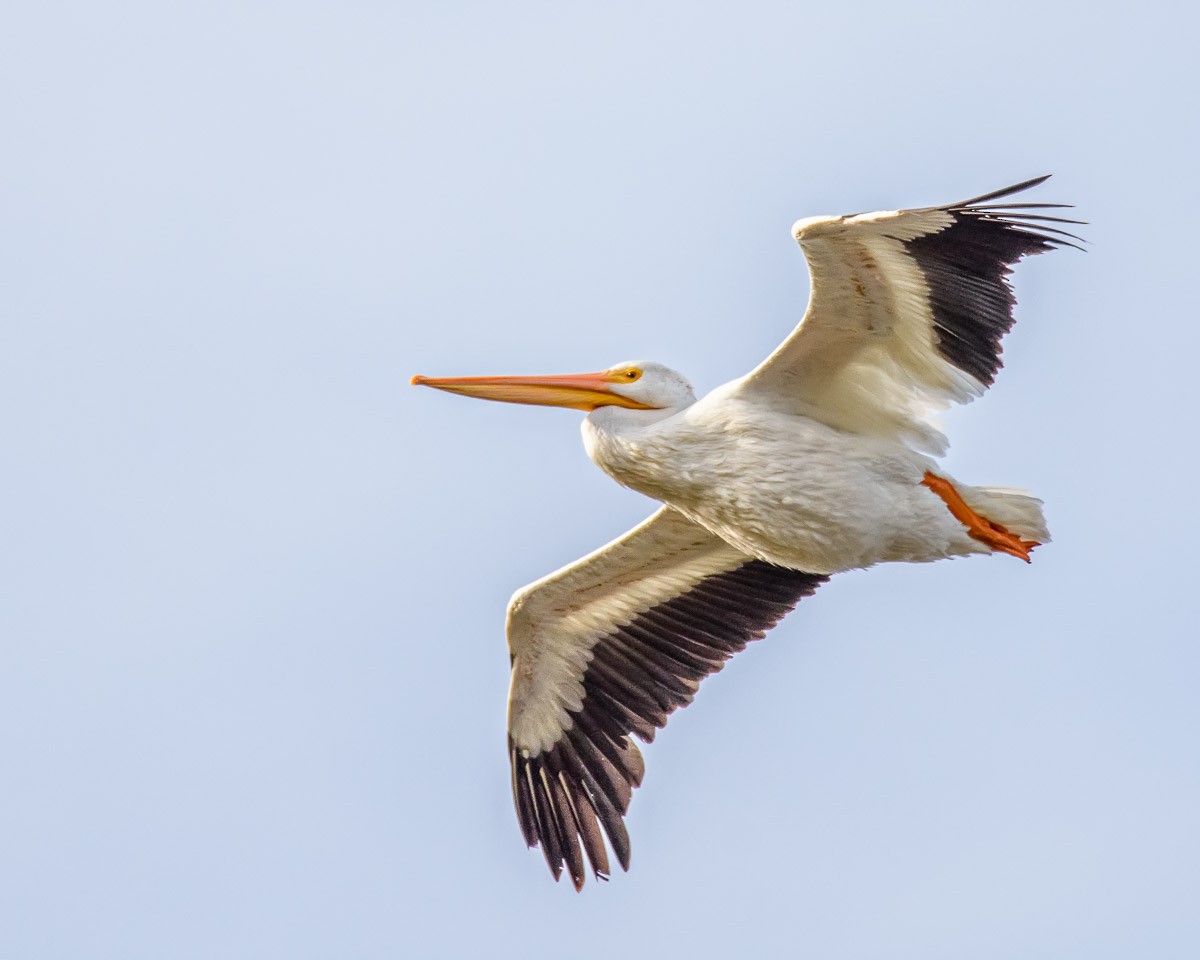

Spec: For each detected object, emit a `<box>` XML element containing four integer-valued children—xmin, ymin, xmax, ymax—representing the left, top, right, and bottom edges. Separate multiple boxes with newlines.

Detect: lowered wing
<box><xmin>506</xmin><ymin>506</ymin><xmax>827</xmax><ymax>888</ymax></box>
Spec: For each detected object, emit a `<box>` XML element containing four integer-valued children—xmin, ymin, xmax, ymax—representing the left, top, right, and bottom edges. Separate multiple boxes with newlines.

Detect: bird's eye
<box><xmin>624</xmin><ymin>368</ymin><xmax>641</xmax><ymax>381</ymax></box>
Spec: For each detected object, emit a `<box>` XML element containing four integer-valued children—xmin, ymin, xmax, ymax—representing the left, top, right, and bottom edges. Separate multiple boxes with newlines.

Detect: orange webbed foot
<box><xmin>921</xmin><ymin>472</ymin><xmax>1040</xmax><ymax>563</ymax></box>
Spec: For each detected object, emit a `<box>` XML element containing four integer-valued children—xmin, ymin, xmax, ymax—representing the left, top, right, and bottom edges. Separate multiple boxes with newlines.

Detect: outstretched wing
<box><xmin>736</xmin><ymin>175</ymin><xmax>1082</xmax><ymax>454</ymax></box>
<box><xmin>506</xmin><ymin>506</ymin><xmax>826</xmax><ymax>889</ymax></box>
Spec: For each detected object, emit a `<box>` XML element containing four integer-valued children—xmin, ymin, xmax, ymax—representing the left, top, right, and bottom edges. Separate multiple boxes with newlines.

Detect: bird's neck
<box><xmin>581</xmin><ymin>403</ymin><xmax>691</xmax><ymax>498</ymax></box>
<box><xmin>584</xmin><ymin>402</ymin><xmax>686</xmax><ymax>436</ymax></box>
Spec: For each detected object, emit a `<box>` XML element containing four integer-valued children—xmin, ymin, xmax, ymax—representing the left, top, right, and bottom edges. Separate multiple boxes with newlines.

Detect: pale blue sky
<box><xmin>2</xmin><ymin>2</ymin><xmax>1197</xmax><ymax>957</ymax></box>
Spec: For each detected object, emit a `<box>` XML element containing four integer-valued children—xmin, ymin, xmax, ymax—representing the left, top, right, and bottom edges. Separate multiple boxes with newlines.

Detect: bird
<box><xmin>411</xmin><ymin>175</ymin><xmax>1081</xmax><ymax>890</ymax></box>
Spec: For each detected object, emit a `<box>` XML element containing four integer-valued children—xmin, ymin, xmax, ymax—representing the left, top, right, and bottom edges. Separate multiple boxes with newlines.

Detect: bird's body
<box><xmin>584</xmin><ymin>387</ymin><xmax>1022</xmax><ymax>574</ymax></box>
<box><xmin>412</xmin><ymin>176</ymin><xmax>1079</xmax><ymax>889</ymax></box>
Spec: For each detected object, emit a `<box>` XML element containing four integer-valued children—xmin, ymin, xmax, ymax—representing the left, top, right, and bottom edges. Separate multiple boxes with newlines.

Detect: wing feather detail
<box><xmin>506</xmin><ymin>507</ymin><xmax>826</xmax><ymax>888</ymax></box>
<box><xmin>737</xmin><ymin>175</ymin><xmax>1081</xmax><ymax>453</ymax></box>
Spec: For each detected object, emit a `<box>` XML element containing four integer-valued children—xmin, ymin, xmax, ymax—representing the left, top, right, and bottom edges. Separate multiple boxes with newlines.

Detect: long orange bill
<box><xmin>410</xmin><ymin>372</ymin><xmax>653</xmax><ymax>411</ymax></box>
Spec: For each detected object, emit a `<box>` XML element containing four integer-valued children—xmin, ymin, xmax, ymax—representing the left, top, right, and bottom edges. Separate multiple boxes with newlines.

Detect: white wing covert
<box><xmin>505</xmin><ymin>506</ymin><xmax>827</xmax><ymax>888</ymax></box>
<box><xmin>737</xmin><ymin>176</ymin><xmax>1083</xmax><ymax>454</ymax></box>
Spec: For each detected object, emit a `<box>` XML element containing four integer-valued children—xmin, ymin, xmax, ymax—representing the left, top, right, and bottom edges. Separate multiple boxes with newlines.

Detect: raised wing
<box><xmin>506</xmin><ymin>506</ymin><xmax>826</xmax><ymax>889</ymax></box>
<box><xmin>737</xmin><ymin>175</ymin><xmax>1082</xmax><ymax>454</ymax></box>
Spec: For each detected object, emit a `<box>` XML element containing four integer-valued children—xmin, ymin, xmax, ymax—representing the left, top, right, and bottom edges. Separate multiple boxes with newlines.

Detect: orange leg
<box><xmin>921</xmin><ymin>472</ymin><xmax>1040</xmax><ymax>563</ymax></box>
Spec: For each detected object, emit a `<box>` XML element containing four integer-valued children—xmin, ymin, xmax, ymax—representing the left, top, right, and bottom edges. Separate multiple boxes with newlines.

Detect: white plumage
<box><xmin>412</xmin><ymin>176</ymin><xmax>1080</xmax><ymax>889</ymax></box>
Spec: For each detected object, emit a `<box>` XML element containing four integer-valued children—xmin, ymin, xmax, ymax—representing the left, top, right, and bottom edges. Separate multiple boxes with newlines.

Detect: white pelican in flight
<box><xmin>412</xmin><ymin>176</ymin><xmax>1080</xmax><ymax>889</ymax></box>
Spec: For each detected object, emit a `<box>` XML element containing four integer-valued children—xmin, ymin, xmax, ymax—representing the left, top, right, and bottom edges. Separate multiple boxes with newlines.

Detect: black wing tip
<box><xmin>971</xmin><ymin>202</ymin><xmax>1076</xmax><ymax>211</ymax></box>
<box><xmin>950</xmin><ymin>175</ymin><xmax>1086</xmax><ymax>251</ymax></box>
<box><xmin>907</xmin><ymin>178</ymin><xmax>1084</xmax><ymax>384</ymax></box>
<box><xmin>510</xmin><ymin>734</ymin><xmax>634</xmax><ymax>890</ymax></box>
<box><xmin>973</xmin><ymin>216</ymin><xmax>1088</xmax><ymax>251</ymax></box>
<box><xmin>956</xmin><ymin>174</ymin><xmax>1053</xmax><ymax>207</ymax></box>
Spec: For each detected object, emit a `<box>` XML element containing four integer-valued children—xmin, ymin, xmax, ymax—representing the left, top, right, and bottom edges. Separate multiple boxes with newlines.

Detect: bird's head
<box><xmin>410</xmin><ymin>360</ymin><xmax>695</xmax><ymax>413</ymax></box>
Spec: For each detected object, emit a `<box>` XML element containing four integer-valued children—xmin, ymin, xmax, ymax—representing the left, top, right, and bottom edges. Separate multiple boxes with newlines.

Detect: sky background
<box><xmin>3</xmin><ymin>2</ymin><xmax>1198</xmax><ymax>958</ymax></box>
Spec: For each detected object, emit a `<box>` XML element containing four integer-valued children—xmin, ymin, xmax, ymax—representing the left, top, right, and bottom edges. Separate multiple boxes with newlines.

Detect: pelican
<box><xmin>412</xmin><ymin>176</ymin><xmax>1080</xmax><ymax>889</ymax></box>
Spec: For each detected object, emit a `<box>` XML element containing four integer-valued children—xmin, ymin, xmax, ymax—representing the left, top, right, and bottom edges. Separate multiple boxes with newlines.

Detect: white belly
<box><xmin>584</xmin><ymin>398</ymin><xmax>983</xmax><ymax>575</ymax></box>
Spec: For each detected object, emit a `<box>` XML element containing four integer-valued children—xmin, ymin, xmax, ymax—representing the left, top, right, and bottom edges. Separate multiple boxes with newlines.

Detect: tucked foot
<box><xmin>921</xmin><ymin>472</ymin><xmax>1040</xmax><ymax>563</ymax></box>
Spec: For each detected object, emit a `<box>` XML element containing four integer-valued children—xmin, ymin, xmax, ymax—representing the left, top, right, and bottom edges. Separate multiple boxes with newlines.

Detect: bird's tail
<box><xmin>957</xmin><ymin>485</ymin><xmax>1051</xmax><ymax>546</ymax></box>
